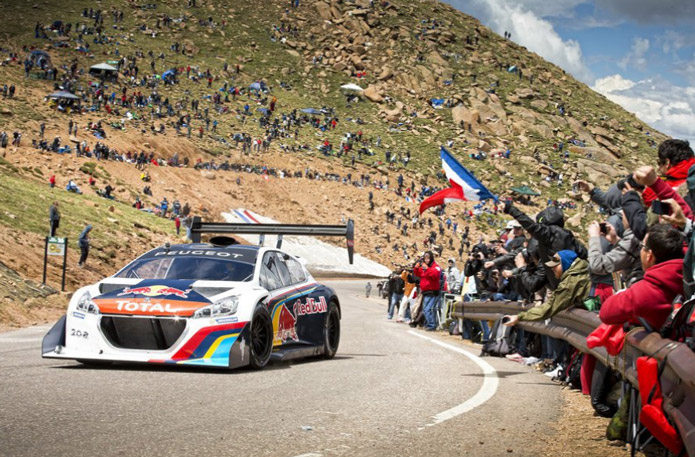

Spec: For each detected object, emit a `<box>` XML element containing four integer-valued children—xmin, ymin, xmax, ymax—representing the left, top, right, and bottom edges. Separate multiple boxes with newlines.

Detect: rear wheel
<box><xmin>249</xmin><ymin>304</ymin><xmax>273</xmax><ymax>369</ymax></box>
<box><xmin>323</xmin><ymin>302</ymin><xmax>340</xmax><ymax>359</ymax></box>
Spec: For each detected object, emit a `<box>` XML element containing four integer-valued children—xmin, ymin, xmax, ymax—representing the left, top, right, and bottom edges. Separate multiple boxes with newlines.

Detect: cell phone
<box><xmin>599</xmin><ymin>222</ymin><xmax>607</xmax><ymax>234</ymax></box>
<box><xmin>651</xmin><ymin>201</ymin><xmax>672</xmax><ymax>216</ymax></box>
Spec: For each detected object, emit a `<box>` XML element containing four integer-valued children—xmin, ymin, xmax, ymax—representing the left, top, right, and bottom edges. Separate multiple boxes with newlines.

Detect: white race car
<box><xmin>42</xmin><ymin>220</ymin><xmax>353</xmax><ymax>369</ymax></box>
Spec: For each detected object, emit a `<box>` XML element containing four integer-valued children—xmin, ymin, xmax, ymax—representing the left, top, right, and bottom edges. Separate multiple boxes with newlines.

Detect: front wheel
<box><xmin>248</xmin><ymin>304</ymin><xmax>273</xmax><ymax>369</ymax></box>
<box><xmin>322</xmin><ymin>302</ymin><xmax>340</xmax><ymax>359</ymax></box>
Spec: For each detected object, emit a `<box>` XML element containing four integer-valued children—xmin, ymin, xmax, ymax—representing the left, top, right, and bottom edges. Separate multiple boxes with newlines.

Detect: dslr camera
<box><xmin>617</xmin><ymin>174</ymin><xmax>645</xmax><ymax>192</ymax></box>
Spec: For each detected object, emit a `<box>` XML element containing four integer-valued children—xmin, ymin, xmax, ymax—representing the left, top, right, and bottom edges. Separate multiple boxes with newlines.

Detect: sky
<box><xmin>443</xmin><ymin>0</ymin><xmax>695</xmax><ymax>144</ymax></box>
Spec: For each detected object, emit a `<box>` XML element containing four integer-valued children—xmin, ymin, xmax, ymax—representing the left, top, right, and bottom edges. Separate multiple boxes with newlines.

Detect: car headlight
<box><xmin>75</xmin><ymin>291</ymin><xmax>100</xmax><ymax>315</ymax></box>
<box><xmin>193</xmin><ymin>296</ymin><xmax>239</xmax><ymax>319</ymax></box>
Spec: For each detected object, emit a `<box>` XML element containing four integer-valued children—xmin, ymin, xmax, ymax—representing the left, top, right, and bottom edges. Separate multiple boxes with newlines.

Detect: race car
<box><xmin>42</xmin><ymin>219</ymin><xmax>353</xmax><ymax>369</ymax></box>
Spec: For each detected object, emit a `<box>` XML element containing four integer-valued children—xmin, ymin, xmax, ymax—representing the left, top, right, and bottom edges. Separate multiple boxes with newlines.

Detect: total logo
<box><xmin>118</xmin><ymin>285</ymin><xmax>189</xmax><ymax>299</ymax></box>
<box><xmin>115</xmin><ymin>300</ymin><xmax>181</xmax><ymax>314</ymax></box>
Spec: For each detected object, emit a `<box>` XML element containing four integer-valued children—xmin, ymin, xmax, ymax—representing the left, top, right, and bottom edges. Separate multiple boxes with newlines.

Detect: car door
<box><xmin>260</xmin><ymin>251</ymin><xmax>301</xmax><ymax>348</ymax></box>
<box><xmin>283</xmin><ymin>255</ymin><xmax>329</xmax><ymax>346</ymax></box>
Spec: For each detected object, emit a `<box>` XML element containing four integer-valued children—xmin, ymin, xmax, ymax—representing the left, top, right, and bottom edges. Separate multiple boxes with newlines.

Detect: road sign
<box><xmin>46</xmin><ymin>237</ymin><xmax>67</xmax><ymax>256</ymax></box>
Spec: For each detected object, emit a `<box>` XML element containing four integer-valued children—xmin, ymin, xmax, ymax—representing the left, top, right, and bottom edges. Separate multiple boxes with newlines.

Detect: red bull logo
<box><xmin>277</xmin><ymin>304</ymin><xmax>298</xmax><ymax>343</ymax></box>
<box><xmin>293</xmin><ymin>296</ymin><xmax>327</xmax><ymax>316</ymax></box>
<box><xmin>118</xmin><ymin>285</ymin><xmax>189</xmax><ymax>299</ymax></box>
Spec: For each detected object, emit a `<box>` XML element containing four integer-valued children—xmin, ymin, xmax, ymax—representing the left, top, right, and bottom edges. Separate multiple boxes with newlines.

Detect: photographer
<box><xmin>413</xmin><ymin>251</ymin><xmax>442</xmax><ymax>331</ymax></box>
<box><xmin>504</xmin><ymin>202</ymin><xmax>587</xmax><ymax>290</ymax></box>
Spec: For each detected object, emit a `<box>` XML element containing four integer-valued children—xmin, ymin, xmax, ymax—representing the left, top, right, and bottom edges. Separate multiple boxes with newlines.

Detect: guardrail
<box><xmin>450</xmin><ymin>300</ymin><xmax>695</xmax><ymax>456</ymax></box>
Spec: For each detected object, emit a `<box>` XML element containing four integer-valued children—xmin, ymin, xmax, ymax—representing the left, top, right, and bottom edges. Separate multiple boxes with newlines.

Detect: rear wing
<box><xmin>190</xmin><ymin>216</ymin><xmax>355</xmax><ymax>264</ymax></box>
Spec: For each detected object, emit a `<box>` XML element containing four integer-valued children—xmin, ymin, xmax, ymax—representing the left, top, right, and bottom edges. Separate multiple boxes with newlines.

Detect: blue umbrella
<box><xmin>301</xmin><ymin>108</ymin><xmax>321</xmax><ymax>115</ymax></box>
<box><xmin>249</xmin><ymin>82</ymin><xmax>262</xmax><ymax>90</ymax></box>
<box><xmin>257</xmin><ymin>107</ymin><xmax>269</xmax><ymax>114</ymax></box>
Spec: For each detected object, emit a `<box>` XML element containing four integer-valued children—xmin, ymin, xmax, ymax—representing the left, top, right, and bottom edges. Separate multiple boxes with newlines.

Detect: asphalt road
<box><xmin>1</xmin><ymin>281</ymin><xmax>561</xmax><ymax>457</ymax></box>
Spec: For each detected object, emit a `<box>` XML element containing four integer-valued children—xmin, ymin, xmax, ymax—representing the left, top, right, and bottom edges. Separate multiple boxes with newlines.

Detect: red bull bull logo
<box><xmin>118</xmin><ymin>285</ymin><xmax>189</xmax><ymax>299</ymax></box>
<box><xmin>277</xmin><ymin>304</ymin><xmax>298</xmax><ymax>343</ymax></box>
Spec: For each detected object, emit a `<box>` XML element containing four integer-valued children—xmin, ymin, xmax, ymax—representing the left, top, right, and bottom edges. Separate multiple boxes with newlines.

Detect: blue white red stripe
<box><xmin>419</xmin><ymin>147</ymin><xmax>497</xmax><ymax>214</ymax></box>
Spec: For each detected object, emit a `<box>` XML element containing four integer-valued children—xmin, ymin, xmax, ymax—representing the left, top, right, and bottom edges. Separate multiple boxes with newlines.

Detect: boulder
<box><xmin>378</xmin><ymin>67</ymin><xmax>393</xmax><ymax>81</ymax></box>
<box><xmin>451</xmin><ymin>105</ymin><xmax>479</xmax><ymax>126</ymax></box>
<box><xmin>363</xmin><ymin>85</ymin><xmax>383</xmax><ymax>103</ymax></box>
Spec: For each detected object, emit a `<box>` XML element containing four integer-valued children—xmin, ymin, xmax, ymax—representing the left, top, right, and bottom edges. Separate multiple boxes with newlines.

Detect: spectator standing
<box><xmin>365</xmin><ymin>281</ymin><xmax>372</xmax><ymax>298</ymax></box>
<box><xmin>387</xmin><ymin>269</ymin><xmax>405</xmax><ymax>319</ymax></box>
<box><xmin>78</xmin><ymin>225</ymin><xmax>92</xmax><ymax>267</ymax></box>
<box><xmin>49</xmin><ymin>175</ymin><xmax>56</xmax><ymax>188</ymax></box>
<box><xmin>175</xmin><ymin>216</ymin><xmax>181</xmax><ymax>235</ymax></box>
<box><xmin>413</xmin><ymin>251</ymin><xmax>442</xmax><ymax>331</ymax></box>
<box><xmin>49</xmin><ymin>201</ymin><xmax>60</xmax><ymax>236</ymax></box>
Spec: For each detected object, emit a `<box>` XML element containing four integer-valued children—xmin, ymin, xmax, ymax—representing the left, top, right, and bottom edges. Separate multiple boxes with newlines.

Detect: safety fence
<box><xmin>449</xmin><ymin>299</ymin><xmax>695</xmax><ymax>456</ymax></box>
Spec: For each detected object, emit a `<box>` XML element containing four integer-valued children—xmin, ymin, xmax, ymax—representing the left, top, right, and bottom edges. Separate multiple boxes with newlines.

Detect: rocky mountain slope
<box><xmin>0</xmin><ymin>0</ymin><xmax>669</xmax><ymax>325</ymax></box>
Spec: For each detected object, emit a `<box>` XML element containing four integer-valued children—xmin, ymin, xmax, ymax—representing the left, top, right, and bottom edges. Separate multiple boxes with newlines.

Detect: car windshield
<box><xmin>115</xmin><ymin>256</ymin><xmax>255</xmax><ymax>282</ymax></box>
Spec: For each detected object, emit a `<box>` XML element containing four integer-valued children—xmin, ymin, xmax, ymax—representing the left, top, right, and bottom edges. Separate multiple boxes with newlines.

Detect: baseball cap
<box><xmin>544</xmin><ymin>253</ymin><xmax>562</xmax><ymax>268</ymax></box>
<box><xmin>505</xmin><ymin>220</ymin><xmax>522</xmax><ymax>230</ymax></box>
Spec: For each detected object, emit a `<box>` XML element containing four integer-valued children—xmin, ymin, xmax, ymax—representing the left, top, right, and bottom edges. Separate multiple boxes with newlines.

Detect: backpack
<box><xmin>659</xmin><ymin>296</ymin><xmax>695</xmax><ymax>351</ymax></box>
<box><xmin>480</xmin><ymin>318</ymin><xmax>516</xmax><ymax>357</ymax></box>
<box><xmin>557</xmin><ymin>348</ymin><xmax>583</xmax><ymax>390</ymax></box>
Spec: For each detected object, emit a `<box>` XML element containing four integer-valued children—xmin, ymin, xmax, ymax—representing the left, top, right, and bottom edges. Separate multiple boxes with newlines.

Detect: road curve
<box><xmin>0</xmin><ymin>280</ymin><xmax>560</xmax><ymax>457</ymax></box>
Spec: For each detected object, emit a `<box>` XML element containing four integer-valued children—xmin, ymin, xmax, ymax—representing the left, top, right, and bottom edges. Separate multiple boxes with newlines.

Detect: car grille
<box><xmin>100</xmin><ymin>316</ymin><xmax>186</xmax><ymax>350</ymax></box>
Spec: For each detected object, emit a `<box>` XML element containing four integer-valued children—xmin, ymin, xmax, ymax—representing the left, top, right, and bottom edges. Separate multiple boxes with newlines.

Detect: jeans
<box><xmin>423</xmin><ymin>294</ymin><xmax>439</xmax><ymax>329</ymax></box>
<box><xmin>388</xmin><ymin>293</ymin><xmax>403</xmax><ymax>319</ymax></box>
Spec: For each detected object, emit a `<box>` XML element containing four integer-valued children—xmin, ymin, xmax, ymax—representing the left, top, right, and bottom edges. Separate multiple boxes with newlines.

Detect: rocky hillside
<box><xmin>0</xmin><ymin>0</ymin><xmax>669</xmax><ymax>325</ymax></box>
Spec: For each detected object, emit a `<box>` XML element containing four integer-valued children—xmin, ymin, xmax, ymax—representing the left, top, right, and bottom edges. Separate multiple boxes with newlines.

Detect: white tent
<box><xmin>90</xmin><ymin>63</ymin><xmax>119</xmax><ymax>72</ymax></box>
<box><xmin>340</xmin><ymin>83</ymin><xmax>364</xmax><ymax>92</ymax></box>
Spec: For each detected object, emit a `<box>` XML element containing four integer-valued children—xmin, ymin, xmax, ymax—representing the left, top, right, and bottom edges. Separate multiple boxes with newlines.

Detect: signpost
<box><xmin>44</xmin><ymin>237</ymin><xmax>68</xmax><ymax>291</ymax></box>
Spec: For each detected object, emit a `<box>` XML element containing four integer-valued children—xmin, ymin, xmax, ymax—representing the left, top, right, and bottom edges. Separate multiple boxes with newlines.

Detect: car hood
<box><xmin>92</xmin><ymin>279</ymin><xmax>211</xmax><ymax>317</ymax></box>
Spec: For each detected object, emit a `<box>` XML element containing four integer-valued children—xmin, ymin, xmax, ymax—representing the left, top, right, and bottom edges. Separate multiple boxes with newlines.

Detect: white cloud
<box><xmin>593</xmin><ymin>75</ymin><xmax>695</xmax><ymax>143</ymax></box>
<box><xmin>445</xmin><ymin>0</ymin><xmax>593</xmax><ymax>82</ymax></box>
<box><xmin>618</xmin><ymin>37</ymin><xmax>649</xmax><ymax>71</ymax></box>
<box><xmin>592</xmin><ymin>74</ymin><xmax>636</xmax><ymax>92</ymax></box>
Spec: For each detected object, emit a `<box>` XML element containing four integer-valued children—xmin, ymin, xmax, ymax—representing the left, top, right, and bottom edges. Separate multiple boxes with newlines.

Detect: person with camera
<box><xmin>502</xmin><ymin>249</ymin><xmax>590</xmax><ymax>327</ymax></box>
<box><xmin>413</xmin><ymin>251</ymin><xmax>442</xmax><ymax>331</ymax></box>
<box><xmin>587</xmin><ymin>213</ymin><xmax>643</xmax><ymax>290</ymax></box>
<box><xmin>643</xmin><ymin>139</ymin><xmax>695</xmax><ymax>210</ymax></box>
<box><xmin>504</xmin><ymin>201</ymin><xmax>587</xmax><ymax>290</ymax></box>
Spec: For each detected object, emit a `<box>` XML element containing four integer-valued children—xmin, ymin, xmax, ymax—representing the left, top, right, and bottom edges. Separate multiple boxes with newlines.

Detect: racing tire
<box><xmin>322</xmin><ymin>302</ymin><xmax>340</xmax><ymax>359</ymax></box>
<box><xmin>248</xmin><ymin>304</ymin><xmax>273</xmax><ymax>370</ymax></box>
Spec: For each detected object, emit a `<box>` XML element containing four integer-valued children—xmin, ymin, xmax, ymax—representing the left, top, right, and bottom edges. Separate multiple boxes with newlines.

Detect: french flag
<box><xmin>419</xmin><ymin>147</ymin><xmax>497</xmax><ymax>214</ymax></box>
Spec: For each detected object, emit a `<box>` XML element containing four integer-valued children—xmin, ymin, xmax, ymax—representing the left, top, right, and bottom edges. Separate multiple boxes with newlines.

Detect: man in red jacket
<box><xmin>413</xmin><ymin>250</ymin><xmax>441</xmax><ymax>331</ymax></box>
<box><xmin>599</xmin><ymin>223</ymin><xmax>684</xmax><ymax>330</ymax></box>
<box><xmin>642</xmin><ymin>139</ymin><xmax>695</xmax><ymax>208</ymax></box>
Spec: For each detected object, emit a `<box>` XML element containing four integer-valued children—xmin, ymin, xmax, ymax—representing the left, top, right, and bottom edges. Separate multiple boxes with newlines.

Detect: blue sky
<box><xmin>444</xmin><ymin>0</ymin><xmax>695</xmax><ymax>143</ymax></box>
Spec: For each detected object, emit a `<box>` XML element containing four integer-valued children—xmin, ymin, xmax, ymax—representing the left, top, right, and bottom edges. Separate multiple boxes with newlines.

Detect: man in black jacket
<box><xmin>504</xmin><ymin>202</ymin><xmax>587</xmax><ymax>290</ymax></box>
<box><xmin>49</xmin><ymin>201</ymin><xmax>60</xmax><ymax>237</ymax></box>
<box><xmin>387</xmin><ymin>269</ymin><xmax>405</xmax><ymax>320</ymax></box>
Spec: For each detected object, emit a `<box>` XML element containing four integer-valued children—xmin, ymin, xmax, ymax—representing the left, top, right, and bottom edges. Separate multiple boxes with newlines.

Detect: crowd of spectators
<box><xmin>377</xmin><ymin>138</ymin><xmax>695</xmax><ymax>454</ymax></box>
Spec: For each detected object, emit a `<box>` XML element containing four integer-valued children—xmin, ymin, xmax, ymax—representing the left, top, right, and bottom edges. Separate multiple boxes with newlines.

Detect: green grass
<box><xmin>0</xmin><ymin>168</ymin><xmax>172</xmax><ymax>256</ymax></box>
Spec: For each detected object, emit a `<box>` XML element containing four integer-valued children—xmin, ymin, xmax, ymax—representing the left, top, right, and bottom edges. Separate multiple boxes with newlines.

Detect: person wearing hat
<box><xmin>587</xmin><ymin>211</ymin><xmax>643</xmax><ymax>290</ymax></box>
<box><xmin>503</xmin><ymin>249</ymin><xmax>590</xmax><ymax>327</ymax></box>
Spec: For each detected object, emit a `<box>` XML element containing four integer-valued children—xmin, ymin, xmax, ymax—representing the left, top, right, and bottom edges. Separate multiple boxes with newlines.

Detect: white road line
<box><xmin>408</xmin><ymin>330</ymin><xmax>499</xmax><ymax>426</ymax></box>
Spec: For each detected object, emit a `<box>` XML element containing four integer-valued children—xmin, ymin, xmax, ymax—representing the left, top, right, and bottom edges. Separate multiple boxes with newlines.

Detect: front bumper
<box><xmin>42</xmin><ymin>313</ymin><xmax>251</xmax><ymax>369</ymax></box>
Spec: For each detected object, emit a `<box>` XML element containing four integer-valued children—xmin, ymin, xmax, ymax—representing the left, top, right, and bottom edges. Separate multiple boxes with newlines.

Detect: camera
<box><xmin>651</xmin><ymin>200</ymin><xmax>672</xmax><ymax>216</ymax></box>
<box><xmin>617</xmin><ymin>174</ymin><xmax>645</xmax><ymax>192</ymax></box>
<box><xmin>599</xmin><ymin>222</ymin><xmax>608</xmax><ymax>234</ymax></box>
<box><xmin>502</xmin><ymin>316</ymin><xmax>511</xmax><ymax>324</ymax></box>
